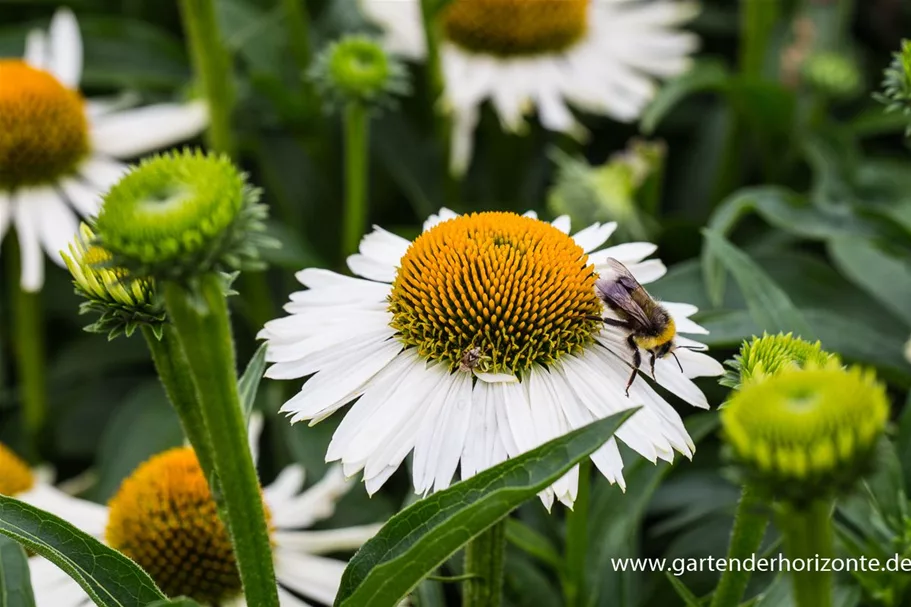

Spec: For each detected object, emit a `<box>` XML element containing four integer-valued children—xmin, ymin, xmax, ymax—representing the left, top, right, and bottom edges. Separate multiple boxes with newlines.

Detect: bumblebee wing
<box><xmin>595</xmin><ymin>261</ymin><xmax>652</xmax><ymax>328</ymax></box>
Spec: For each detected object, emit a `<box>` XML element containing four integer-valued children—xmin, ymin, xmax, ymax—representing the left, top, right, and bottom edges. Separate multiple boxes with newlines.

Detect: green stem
<box><xmin>740</xmin><ymin>0</ymin><xmax>781</xmax><ymax>79</ymax></box>
<box><xmin>710</xmin><ymin>484</ymin><xmax>769</xmax><ymax>607</ymax></box>
<box><xmin>779</xmin><ymin>499</ymin><xmax>834</xmax><ymax>607</ymax></box>
<box><xmin>282</xmin><ymin>0</ymin><xmax>315</xmax><ymax>108</ymax></box>
<box><xmin>563</xmin><ymin>460</ymin><xmax>591</xmax><ymax>607</ymax></box>
<box><xmin>179</xmin><ymin>0</ymin><xmax>236</xmax><ymax>155</ymax></box>
<box><xmin>419</xmin><ymin>0</ymin><xmax>457</xmax><ymax>195</ymax></box>
<box><xmin>163</xmin><ymin>275</ymin><xmax>279</xmax><ymax>607</ymax></box>
<box><xmin>5</xmin><ymin>239</ymin><xmax>46</xmax><ymax>462</ymax></box>
<box><xmin>343</xmin><ymin>102</ymin><xmax>370</xmax><ymax>257</ymax></box>
<box><xmin>141</xmin><ymin>325</ymin><xmax>217</xmax><ymax>482</ymax></box>
<box><xmin>463</xmin><ymin>519</ymin><xmax>506</xmax><ymax>607</ymax></box>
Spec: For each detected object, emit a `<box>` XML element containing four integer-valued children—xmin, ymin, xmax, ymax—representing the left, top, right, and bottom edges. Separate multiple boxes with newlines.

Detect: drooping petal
<box><xmin>91</xmin><ymin>101</ymin><xmax>208</xmax><ymax>159</ymax></box>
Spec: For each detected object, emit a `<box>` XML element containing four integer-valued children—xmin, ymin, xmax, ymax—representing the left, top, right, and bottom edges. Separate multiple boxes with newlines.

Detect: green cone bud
<box><xmin>62</xmin><ymin>224</ymin><xmax>165</xmax><ymax>340</ymax></box>
<box><xmin>721</xmin><ymin>365</ymin><xmax>889</xmax><ymax>505</ymax></box>
<box><xmin>310</xmin><ymin>35</ymin><xmax>410</xmax><ymax>111</ymax></box>
<box><xmin>93</xmin><ymin>149</ymin><xmax>271</xmax><ymax>284</ymax></box>
<box><xmin>721</xmin><ymin>333</ymin><xmax>839</xmax><ymax>391</ymax></box>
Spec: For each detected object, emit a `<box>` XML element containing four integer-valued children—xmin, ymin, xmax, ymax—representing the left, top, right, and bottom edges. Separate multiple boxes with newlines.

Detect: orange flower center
<box><xmin>105</xmin><ymin>447</ymin><xmax>272</xmax><ymax>604</ymax></box>
<box><xmin>0</xmin><ymin>443</ymin><xmax>34</xmax><ymax>496</ymax></box>
<box><xmin>442</xmin><ymin>0</ymin><xmax>589</xmax><ymax>56</ymax></box>
<box><xmin>0</xmin><ymin>60</ymin><xmax>89</xmax><ymax>190</ymax></box>
<box><xmin>388</xmin><ymin>212</ymin><xmax>602</xmax><ymax>376</ymax></box>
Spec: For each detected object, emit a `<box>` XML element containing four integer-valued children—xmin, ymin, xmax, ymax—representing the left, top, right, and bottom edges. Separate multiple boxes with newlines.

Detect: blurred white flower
<box><xmin>905</xmin><ymin>335</ymin><xmax>911</xmax><ymax>365</ymax></box>
<box><xmin>0</xmin><ymin>8</ymin><xmax>208</xmax><ymax>291</ymax></box>
<box><xmin>26</xmin><ymin>418</ymin><xmax>380</xmax><ymax>607</ymax></box>
<box><xmin>261</xmin><ymin>209</ymin><xmax>722</xmax><ymax>509</ymax></box>
<box><xmin>363</xmin><ymin>0</ymin><xmax>698</xmax><ymax>173</ymax></box>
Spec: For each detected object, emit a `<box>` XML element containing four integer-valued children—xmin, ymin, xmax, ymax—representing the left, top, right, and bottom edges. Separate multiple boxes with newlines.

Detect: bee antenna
<box><xmin>679</xmin><ymin>345</ymin><xmax>705</xmax><ymax>352</ymax></box>
<box><xmin>671</xmin><ymin>351</ymin><xmax>684</xmax><ymax>373</ymax></box>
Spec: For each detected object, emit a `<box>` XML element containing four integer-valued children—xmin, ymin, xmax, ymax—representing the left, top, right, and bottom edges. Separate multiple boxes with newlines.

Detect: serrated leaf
<box><xmin>238</xmin><ymin>343</ymin><xmax>268</xmax><ymax>422</ymax></box>
<box><xmin>0</xmin><ymin>535</ymin><xmax>36</xmax><ymax>607</ymax></box>
<box><xmin>701</xmin><ymin>230</ymin><xmax>813</xmax><ymax>340</ymax></box>
<box><xmin>0</xmin><ymin>496</ymin><xmax>166</xmax><ymax>607</ymax></box>
<box><xmin>334</xmin><ymin>408</ymin><xmax>639</xmax><ymax>607</ymax></box>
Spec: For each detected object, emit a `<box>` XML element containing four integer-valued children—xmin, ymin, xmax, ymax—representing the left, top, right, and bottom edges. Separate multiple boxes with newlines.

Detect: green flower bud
<box><xmin>721</xmin><ymin>365</ymin><xmax>889</xmax><ymax>506</ymax></box>
<box><xmin>93</xmin><ymin>149</ymin><xmax>271</xmax><ymax>284</ymax></box>
<box><xmin>62</xmin><ymin>224</ymin><xmax>165</xmax><ymax>340</ymax></box>
<box><xmin>721</xmin><ymin>333</ymin><xmax>840</xmax><ymax>391</ymax></box>
<box><xmin>876</xmin><ymin>40</ymin><xmax>911</xmax><ymax>137</ymax></box>
<box><xmin>547</xmin><ymin>140</ymin><xmax>663</xmax><ymax>242</ymax></box>
<box><xmin>802</xmin><ymin>51</ymin><xmax>863</xmax><ymax>99</ymax></box>
<box><xmin>309</xmin><ymin>35</ymin><xmax>410</xmax><ymax>111</ymax></box>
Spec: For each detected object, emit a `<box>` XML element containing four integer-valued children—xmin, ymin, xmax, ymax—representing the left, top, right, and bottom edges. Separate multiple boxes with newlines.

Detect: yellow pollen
<box><xmin>0</xmin><ymin>443</ymin><xmax>34</xmax><ymax>496</ymax></box>
<box><xmin>389</xmin><ymin>212</ymin><xmax>603</xmax><ymax>375</ymax></box>
<box><xmin>0</xmin><ymin>60</ymin><xmax>89</xmax><ymax>190</ymax></box>
<box><xmin>105</xmin><ymin>448</ymin><xmax>272</xmax><ymax>604</ymax></box>
<box><xmin>442</xmin><ymin>0</ymin><xmax>589</xmax><ymax>56</ymax></box>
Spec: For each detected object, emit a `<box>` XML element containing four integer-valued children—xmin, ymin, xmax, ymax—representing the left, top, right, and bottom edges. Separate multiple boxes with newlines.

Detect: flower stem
<box><xmin>179</xmin><ymin>0</ymin><xmax>236</xmax><ymax>155</ymax></box>
<box><xmin>163</xmin><ymin>275</ymin><xmax>279</xmax><ymax>607</ymax></box>
<box><xmin>463</xmin><ymin>519</ymin><xmax>506</xmax><ymax>607</ymax></box>
<box><xmin>563</xmin><ymin>461</ymin><xmax>591</xmax><ymax>607</ymax></box>
<box><xmin>282</xmin><ymin>0</ymin><xmax>312</xmax><ymax>78</ymax></box>
<box><xmin>779</xmin><ymin>499</ymin><xmax>834</xmax><ymax>607</ymax></box>
<box><xmin>710</xmin><ymin>484</ymin><xmax>769</xmax><ymax>607</ymax></box>
<box><xmin>140</xmin><ymin>325</ymin><xmax>217</xmax><ymax>482</ymax></box>
<box><xmin>343</xmin><ymin>101</ymin><xmax>370</xmax><ymax>257</ymax></box>
<box><xmin>740</xmin><ymin>0</ymin><xmax>781</xmax><ymax>78</ymax></box>
<box><xmin>419</xmin><ymin>0</ymin><xmax>457</xmax><ymax>193</ymax></box>
<box><xmin>5</xmin><ymin>239</ymin><xmax>46</xmax><ymax>462</ymax></box>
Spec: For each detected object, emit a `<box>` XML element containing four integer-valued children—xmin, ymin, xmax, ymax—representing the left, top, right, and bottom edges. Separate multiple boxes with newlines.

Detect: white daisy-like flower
<box><xmin>362</xmin><ymin>0</ymin><xmax>699</xmax><ymax>173</ymax></box>
<box><xmin>26</xmin><ymin>431</ymin><xmax>381</xmax><ymax>607</ymax></box>
<box><xmin>261</xmin><ymin>209</ymin><xmax>724</xmax><ymax>509</ymax></box>
<box><xmin>0</xmin><ymin>8</ymin><xmax>208</xmax><ymax>291</ymax></box>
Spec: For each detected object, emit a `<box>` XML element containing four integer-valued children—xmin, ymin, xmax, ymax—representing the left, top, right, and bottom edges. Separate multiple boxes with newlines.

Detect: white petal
<box><xmin>346</xmin><ymin>253</ymin><xmax>397</xmax><ymax>283</ymax></box>
<box><xmin>29</xmin><ymin>557</ymin><xmax>89</xmax><ymax>607</ymax></box>
<box><xmin>91</xmin><ymin>101</ymin><xmax>208</xmax><ymax>158</ymax></box>
<box><xmin>0</xmin><ymin>194</ymin><xmax>10</xmax><ymax>244</ymax></box>
<box><xmin>21</xmin><ymin>188</ymin><xmax>79</xmax><ymax>268</ymax></box>
<box><xmin>474</xmin><ymin>372</ymin><xmax>519</xmax><ymax>384</ymax></box>
<box><xmin>360</xmin><ymin>0</ymin><xmax>426</xmax><ymax>59</ymax></box>
<box><xmin>676</xmin><ymin>348</ymin><xmax>724</xmax><ymax>378</ymax></box>
<box><xmin>270</xmin><ymin>465</ymin><xmax>353</xmax><ymax>530</ymax></box>
<box><xmin>79</xmin><ymin>156</ymin><xmax>128</xmax><ymax>191</ymax></box>
<box><xmin>357</xmin><ymin>226</ymin><xmax>411</xmax><ymax>265</ymax></box>
<box><xmin>264</xmin><ymin>464</ymin><xmax>306</xmax><ymax>505</ymax></box>
<box><xmin>625</xmin><ymin>259</ymin><xmax>666</xmax><ymax>284</ymax></box>
<box><xmin>48</xmin><ymin>8</ymin><xmax>82</xmax><ymax>88</ymax></box>
<box><xmin>551</xmin><ymin>215</ymin><xmax>571</xmax><ymax>233</ymax></box>
<box><xmin>274</xmin><ymin>551</ymin><xmax>346</xmax><ymax>606</ymax></box>
<box><xmin>572</xmin><ymin>222</ymin><xmax>618</xmax><ymax>253</ymax></box>
<box><xmin>59</xmin><ymin>177</ymin><xmax>103</xmax><ymax>217</ymax></box>
<box><xmin>24</xmin><ymin>29</ymin><xmax>47</xmax><ymax>69</ymax></box>
<box><xmin>273</xmin><ymin>524</ymin><xmax>381</xmax><ymax>554</ymax></box>
<box><xmin>422</xmin><ymin>207</ymin><xmax>459</xmax><ymax>232</ymax></box>
<box><xmin>12</xmin><ymin>199</ymin><xmax>45</xmax><ymax>291</ymax></box>
<box><xmin>653</xmin><ymin>357</ymin><xmax>711</xmax><ymax>409</ymax></box>
<box><xmin>19</xmin><ymin>484</ymin><xmax>108</xmax><ymax>538</ymax></box>
<box><xmin>591</xmin><ymin>242</ymin><xmax>658</xmax><ymax>266</ymax></box>
<box><xmin>451</xmin><ymin>106</ymin><xmax>480</xmax><ymax>176</ymax></box>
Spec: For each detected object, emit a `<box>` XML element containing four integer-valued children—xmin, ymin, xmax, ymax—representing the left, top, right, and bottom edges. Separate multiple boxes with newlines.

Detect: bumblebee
<box><xmin>593</xmin><ymin>258</ymin><xmax>688</xmax><ymax>396</ymax></box>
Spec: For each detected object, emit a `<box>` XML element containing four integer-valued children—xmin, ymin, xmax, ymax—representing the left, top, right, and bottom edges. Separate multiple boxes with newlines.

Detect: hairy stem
<box><xmin>710</xmin><ymin>484</ymin><xmax>769</xmax><ymax>607</ymax></box>
<box><xmin>463</xmin><ymin>519</ymin><xmax>507</xmax><ymax>607</ymax></box>
<box><xmin>343</xmin><ymin>102</ymin><xmax>370</xmax><ymax>257</ymax></box>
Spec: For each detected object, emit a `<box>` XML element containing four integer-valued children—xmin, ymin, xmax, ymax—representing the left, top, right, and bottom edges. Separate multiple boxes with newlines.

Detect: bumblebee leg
<box><xmin>583</xmin><ymin>315</ymin><xmax>631</xmax><ymax>328</ymax></box>
<box><xmin>649</xmin><ymin>351</ymin><xmax>657</xmax><ymax>380</ymax></box>
<box><xmin>625</xmin><ymin>335</ymin><xmax>640</xmax><ymax>397</ymax></box>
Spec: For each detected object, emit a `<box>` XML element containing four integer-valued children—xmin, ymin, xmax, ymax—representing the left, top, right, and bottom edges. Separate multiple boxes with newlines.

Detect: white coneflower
<box><xmin>261</xmin><ymin>209</ymin><xmax>723</xmax><ymax>508</ymax></box>
<box><xmin>363</xmin><ymin>0</ymin><xmax>698</xmax><ymax>173</ymax></box>
<box><xmin>0</xmin><ymin>8</ymin><xmax>208</xmax><ymax>291</ymax></box>
<box><xmin>27</xmin><ymin>443</ymin><xmax>380</xmax><ymax>607</ymax></box>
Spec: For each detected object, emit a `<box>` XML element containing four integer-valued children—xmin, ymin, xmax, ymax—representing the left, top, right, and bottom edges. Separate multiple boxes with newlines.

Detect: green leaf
<box><xmin>238</xmin><ymin>343</ymin><xmax>268</xmax><ymax>421</ymax></box>
<box><xmin>663</xmin><ymin>571</ymin><xmax>702</xmax><ymax>607</ymax></box>
<box><xmin>701</xmin><ymin>230</ymin><xmax>814</xmax><ymax>340</ymax></box>
<box><xmin>640</xmin><ymin>60</ymin><xmax>730</xmax><ymax>134</ymax></box>
<box><xmin>828</xmin><ymin>237</ymin><xmax>911</xmax><ymax>327</ymax></box>
<box><xmin>0</xmin><ymin>496</ymin><xmax>166</xmax><ymax>607</ymax></box>
<box><xmin>897</xmin><ymin>391</ymin><xmax>911</xmax><ymax>492</ymax></box>
<box><xmin>334</xmin><ymin>408</ymin><xmax>640</xmax><ymax>607</ymax></box>
<box><xmin>0</xmin><ymin>535</ymin><xmax>36</xmax><ymax>607</ymax></box>
<box><xmin>505</xmin><ymin>519</ymin><xmax>562</xmax><ymax>570</ymax></box>
<box><xmin>586</xmin><ymin>414</ymin><xmax>718</xmax><ymax>607</ymax></box>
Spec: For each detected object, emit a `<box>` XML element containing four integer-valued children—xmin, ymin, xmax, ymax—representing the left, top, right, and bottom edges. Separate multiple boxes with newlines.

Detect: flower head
<box><xmin>363</xmin><ymin>0</ymin><xmax>699</xmax><ymax>173</ymax></box>
<box><xmin>0</xmin><ymin>8</ymin><xmax>208</xmax><ymax>292</ymax></box>
<box><xmin>877</xmin><ymin>40</ymin><xmax>911</xmax><ymax>136</ymax></box>
<box><xmin>721</xmin><ymin>365</ymin><xmax>889</xmax><ymax>505</ymax></box>
<box><xmin>61</xmin><ymin>223</ymin><xmax>164</xmax><ymax>339</ymax></box>
<box><xmin>94</xmin><ymin>149</ymin><xmax>271</xmax><ymax>284</ymax></box>
<box><xmin>721</xmin><ymin>333</ymin><xmax>839</xmax><ymax>391</ymax></box>
<box><xmin>310</xmin><ymin>35</ymin><xmax>410</xmax><ymax>111</ymax></box>
<box><xmin>261</xmin><ymin>209</ymin><xmax>723</xmax><ymax>508</ymax></box>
